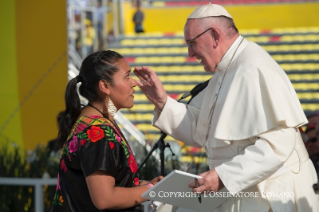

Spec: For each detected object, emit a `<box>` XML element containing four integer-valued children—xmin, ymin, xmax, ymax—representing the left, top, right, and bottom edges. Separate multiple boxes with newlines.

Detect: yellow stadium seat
<box><xmin>121</xmin><ymin>40</ymin><xmax>135</xmax><ymax>46</ymax></box>
<box><xmin>115</xmin><ymin>48</ymin><xmax>131</xmax><ymax>55</ymax></box>
<box><xmin>136</xmin><ymin>39</ymin><xmax>149</xmax><ymax>45</ymax></box>
<box><xmin>169</xmin><ymin>48</ymin><xmax>183</xmax><ymax>54</ymax></box>
<box><xmin>168</xmin><ymin>66</ymin><xmax>181</xmax><ymax>72</ymax></box>
<box><xmin>146</xmin><ymin>39</ymin><xmax>159</xmax><ymax>45</ymax></box>
<box><xmin>156</xmin><ymin>66</ymin><xmax>169</xmax><ymax>73</ymax></box>
<box><xmin>240</xmin><ymin>29</ymin><xmax>260</xmax><ymax>35</ymax></box>
<box><xmin>272</xmin><ymin>55</ymin><xmax>284</xmax><ymax>61</ymax></box>
<box><xmin>135</xmin><ymin>57</ymin><xmax>149</xmax><ymax>63</ymax></box>
<box><xmin>161</xmin><ymin>57</ymin><xmax>174</xmax><ymax>63</ymax></box>
<box><xmin>173</xmin><ymin>57</ymin><xmax>186</xmax><ymax>63</ymax></box>
<box><xmin>152</xmin><ymin>2</ymin><xmax>165</xmax><ymax>7</ymax></box>
<box><xmin>171</xmin><ymin>39</ymin><xmax>185</xmax><ymax>45</ymax></box>
<box><xmin>156</xmin><ymin>48</ymin><xmax>168</xmax><ymax>54</ymax></box>
<box><xmin>131</xmin><ymin>48</ymin><xmax>145</xmax><ymax>55</ymax></box>
<box><xmin>175</xmin><ymin>32</ymin><xmax>184</xmax><ymax>36</ymax></box>
<box><xmin>159</xmin><ymin>39</ymin><xmax>173</xmax><ymax>45</ymax></box>
<box><xmin>256</xmin><ymin>36</ymin><xmax>269</xmax><ymax>43</ymax></box>
<box><xmin>143</xmin><ymin>48</ymin><xmax>157</xmax><ymax>55</ymax></box>
<box><xmin>148</xmin><ymin>57</ymin><xmax>161</xmax><ymax>63</ymax></box>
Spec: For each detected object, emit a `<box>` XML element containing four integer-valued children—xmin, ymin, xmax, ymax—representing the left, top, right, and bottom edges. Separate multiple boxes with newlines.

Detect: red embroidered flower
<box><xmin>128</xmin><ymin>155</ymin><xmax>138</xmax><ymax>173</ymax></box>
<box><xmin>87</xmin><ymin>126</ymin><xmax>105</xmax><ymax>142</ymax></box>
<box><xmin>60</xmin><ymin>159</ymin><xmax>67</xmax><ymax>172</ymax></box>
<box><xmin>134</xmin><ymin>177</ymin><xmax>139</xmax><ymax>186</ymax></box>
<box><xmin>109</xmin><ymin>142</ymin><xmax>114</xmax><ymax>149</ymax></box>
<box><xmin>81</xmin><ymin>139</ymin><xmax>87</xmax><ymax>146</ymax></box>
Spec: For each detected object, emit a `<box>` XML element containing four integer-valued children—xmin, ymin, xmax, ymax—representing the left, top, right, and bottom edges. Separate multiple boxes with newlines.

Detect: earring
<box><xmin>108</xmin><ymin>98</ymin><xmax>117</xmax><ymax>116</ymax></box>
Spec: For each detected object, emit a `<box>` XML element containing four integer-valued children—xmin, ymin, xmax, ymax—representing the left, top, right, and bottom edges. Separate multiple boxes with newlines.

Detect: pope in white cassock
<box><xmin>134</xmin><ymin>3</ymin><xmax>319</xmax><ymax>212</ymax></box>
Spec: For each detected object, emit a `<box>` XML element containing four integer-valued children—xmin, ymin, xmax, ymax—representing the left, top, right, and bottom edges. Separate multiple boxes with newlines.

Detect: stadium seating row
<box><xmin>123</xmin><ymin>27</ymin><xmax>319</xmax><ymax>38</ymax></box>
<box><xmin>119</xmin><ymin>34</ymin><xmax>319</xmax><ymax>46</ymax></box>
<box><xmin>112</xmin><ymin>44</ymin><xmax>319</xmax><ymax>56</ymax></box>
<box><xmin>148</xmin><ymin>0</ymin><xmax>316</xmax><ymax>7</ymax></box>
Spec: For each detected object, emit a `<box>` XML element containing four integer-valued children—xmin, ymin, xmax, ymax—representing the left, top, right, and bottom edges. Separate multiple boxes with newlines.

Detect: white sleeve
<box><xmin>152</xmin><ymin>96</ymin><xmax>202</xmax><ymax>148</ymax></box>
<box><xmin>215</xmin><ymin>126</ymin><xmax>296</xmax><ymax>193</ymax></box>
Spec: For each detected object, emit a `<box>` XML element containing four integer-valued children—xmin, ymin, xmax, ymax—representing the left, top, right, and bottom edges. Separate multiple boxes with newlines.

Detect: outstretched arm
<box><xmin>133</xmin><ymin>66</ymin><xmax>167</xmax><ymax>111</ymax></box>
<box><xmin>86</xmin><ymin>171</ymin><xmax>163</xmax><ymax>210</ymax></box>
<box><xmin>134</xmin><ymin>66</ymin><xmax>204</xmax><ymax>148</ymax></box>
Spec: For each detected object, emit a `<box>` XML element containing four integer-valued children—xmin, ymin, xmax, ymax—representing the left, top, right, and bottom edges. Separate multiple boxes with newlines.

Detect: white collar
<box><xmin>216</xmin><ymin>35</ymin><xmax>243</xmax><ymax>72</ymax></box>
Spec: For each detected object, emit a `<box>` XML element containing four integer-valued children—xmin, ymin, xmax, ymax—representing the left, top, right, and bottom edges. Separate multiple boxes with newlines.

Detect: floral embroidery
<box><xmin>53</xmin><ymin>116</ymin><xmax>140</xmax><ymax>209</ymax></box>
<box><xmin>56</xmin><ymin>173</ymin><xmax>61</xmax><ymax>190</ymax></box>
<box><xmin>53</xmin><ymin>193</ymin><xmax>63</xmax><ymax>206</ymax></box>
<box><xmin>115</xmin><ymin>134</ymin><xmax>121</xmax><ymax>142</ymax></box>
<box><xmin>60</xmin><ymin>159</ymin><xmax>67</xmax><ymax>172</ymax></box>
<box><xmin>59</xmin><ymin>195</ymin><xmax>64</xmax><ymax>203</ymax></box>
<box><xmin>69</xmin><ymin>136</ymin><xmax>78</xmax><ymax>153</ymax></box>
<box><xmin>61</xmin><ymin>143</ymin><xmax>70</xmax><ymax>161</ymax></box>
<box><xmin>134</xmin><ymin>177</ymin><xmax>139</xmax><ymax>186</ymax></box>
<box><xmin>81</xmin><ymin>139</ymin><xmax>86</xmax><ymax>146</ymax></box>
<box><xmin>109</xmin><ymin>142</ymin><xmax>114</xmax><ymax>149</ymax></box>
<box><xmin>87</xmin><ymin>126</ymin><xmax>105</xmax><ymax>142</ymax></box>
<box><xmin>53</xmin><ymin>174</ymin><xmax>63</xmax><ymax>206</ymax></box>
<box><xmin>128</xmin><ymin>155</ymin><xmax>138</xmax><ymax>173</ymax></box>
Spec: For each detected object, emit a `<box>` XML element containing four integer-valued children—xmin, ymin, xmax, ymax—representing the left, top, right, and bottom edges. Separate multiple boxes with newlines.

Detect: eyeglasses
<box><xmin>186</xmin><ymin>28</ymin><xmax>213</xmax><ymax>50</ymax></box>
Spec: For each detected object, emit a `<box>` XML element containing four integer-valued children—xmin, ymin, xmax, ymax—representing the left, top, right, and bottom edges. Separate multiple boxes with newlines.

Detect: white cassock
<box><xmin>152</xmin><ymin>36</ymin><xmax>319</xmax><ymax>212</ymax></box>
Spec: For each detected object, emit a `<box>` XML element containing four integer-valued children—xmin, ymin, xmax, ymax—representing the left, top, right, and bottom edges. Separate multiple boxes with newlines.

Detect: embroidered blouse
<box><xmin>51</xmin><ymin>115</ymin><xmax>141</xmax><ymax>212</ymax></box>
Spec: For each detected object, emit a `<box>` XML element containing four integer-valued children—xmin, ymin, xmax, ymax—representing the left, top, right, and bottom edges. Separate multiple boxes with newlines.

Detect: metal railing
<box><xmin>0</xmin><ymin>177</ymin><xmax>57</xmax><ymax>212</ymax></box>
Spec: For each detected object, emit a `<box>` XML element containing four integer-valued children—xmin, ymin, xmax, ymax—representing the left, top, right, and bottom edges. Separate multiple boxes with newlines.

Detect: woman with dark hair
<box><xmin>51</xmin><ymin>50</ymin><xmax>162</xmax><ymax>212</ymax></box>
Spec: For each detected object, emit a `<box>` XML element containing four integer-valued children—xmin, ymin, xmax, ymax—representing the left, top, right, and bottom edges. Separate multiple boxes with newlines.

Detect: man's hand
<box><xmin>189</xmin><ymin>169</ymin><xmax>224</xmax><ymax>193</ymax></box>
<box><xmin>133</xmin><ymin>66</ymin><xmax>167</xmax><ymax>111</ymax></box>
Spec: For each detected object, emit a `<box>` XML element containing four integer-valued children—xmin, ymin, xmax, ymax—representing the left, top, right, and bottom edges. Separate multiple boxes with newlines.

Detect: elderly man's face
<box><xmin>184</xmin><ymin>19</ymin><xmax>221</xmax><ymax>73</ymax></box>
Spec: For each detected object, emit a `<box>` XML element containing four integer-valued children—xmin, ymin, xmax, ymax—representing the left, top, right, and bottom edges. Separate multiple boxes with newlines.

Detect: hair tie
<box><xmin>76</xmin><ymin>75</ymin><xmax>83</xmax><ymax>83</ymax></box>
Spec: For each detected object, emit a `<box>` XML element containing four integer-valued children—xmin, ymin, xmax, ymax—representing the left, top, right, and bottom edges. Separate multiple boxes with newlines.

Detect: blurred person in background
<box><xmin>132</xmin><ymin>1</ymin><xmax>144</xmax><ymax>33</ymax></box>
<box><xmin>305</xmin><ymin>124</ymin><xmax>316</xmax><ymax>141</ymax></box>
<box><xmin>134</xmin><ymin>3</ymin><xmax>319</xmax><ymax>211</ymax></box>
<box><xmin>97</xmin><ymin>0</ymin><xmax>105</xmax><ymax>50</ymax></box>
<box><xmin>307</xmin><ymin>118</ymin><xmax>319</xmax><ymax>177</ymax></box>
<box><xmin>51</xmin><ymin>50</ymin><xmax>162</xmax><ymax>212</ymax></box>
<box><xmin>307</xmin><ymin>133</ymin><xmax>319</xmax><ymax>176</ymax></box>
<box><xmin>307</xmin><ymin>112</ymin><xmax>319</xmax><ymax>126</ymax></box>
<box><xmin>305</xmin><ymin>112</ymin><xmax>319</xmax><ymax>141</ymax></box>
<box><xmin>84</xmin><ymin>19</ymin><xmax>96</xmax><ymax>56</ymax></box>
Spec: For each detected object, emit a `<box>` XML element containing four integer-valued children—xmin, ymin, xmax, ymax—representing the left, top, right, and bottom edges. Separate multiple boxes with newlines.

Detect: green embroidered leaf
<box><xmin>77</xmin><ymin>133</ymin><xmax>87</xmax><ymax>139</ymax></box>
<box><xmin>123</xmin><ymin>147</ymin><xmax>129</xmax><ymax>157</ymax></box>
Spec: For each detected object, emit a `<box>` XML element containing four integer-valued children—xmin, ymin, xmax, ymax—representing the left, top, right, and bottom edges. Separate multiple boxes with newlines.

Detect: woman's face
<box><xmin>108</xmin><ymin>58</ymin><xmax>136</xmax><ymax>110</ymax></box>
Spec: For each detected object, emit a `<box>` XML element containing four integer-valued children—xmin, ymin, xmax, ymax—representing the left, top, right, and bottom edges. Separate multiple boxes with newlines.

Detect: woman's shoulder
<box><xmin>68</xmin><ymin>115</ymin><xmax>117</xmax><ymax>139</ymax></box>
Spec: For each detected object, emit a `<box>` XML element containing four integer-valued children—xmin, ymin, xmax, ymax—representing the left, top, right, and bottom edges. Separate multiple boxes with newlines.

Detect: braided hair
<box><xmin>57</xmin><ymin>50</ymin><xmax>124</xmax><ymax>147</ymax></box>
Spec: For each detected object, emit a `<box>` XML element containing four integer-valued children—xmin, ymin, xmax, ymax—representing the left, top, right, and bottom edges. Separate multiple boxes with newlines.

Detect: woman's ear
<box><xmin>98</xmin><ymin>80</ymin><xmax>111</xmax><ymax>95</ymax></box>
